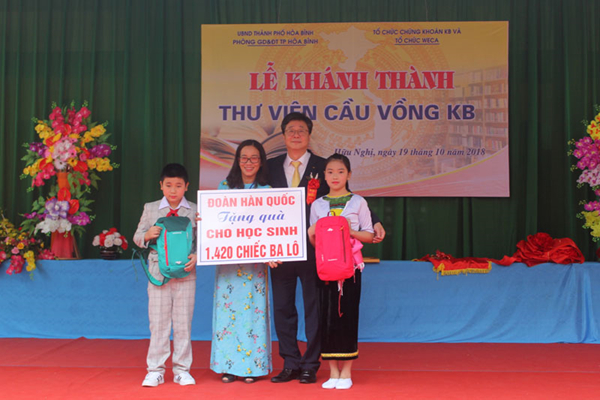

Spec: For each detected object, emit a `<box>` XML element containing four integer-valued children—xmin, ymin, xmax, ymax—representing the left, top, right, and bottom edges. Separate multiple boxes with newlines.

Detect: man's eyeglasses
<box><xmin>285</xmin><ymin>128</ymin><xmax>309</xmax><ymax>137</ymax></box>
<box><xmin>239</xmin><ymin>155</ymin><xmax>261</xmax><ymax>164</ymax></box>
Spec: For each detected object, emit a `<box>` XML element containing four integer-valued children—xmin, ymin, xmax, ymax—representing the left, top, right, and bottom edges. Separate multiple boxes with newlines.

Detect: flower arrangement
<box><xmin>92</xmin><ymin>228</ymin><xmax>129</xmax><ymax>253</ymax></box>
<box><xmin>0</xmin><ymin>210</ymin><xmax>54</xmax><ymax>275</ymax></box>
<box><xmin>569</xmin><ymin>105</ymin><xmax>600</xmax><ymax>240</ymax></box>
<box><xmin>22</xmin><ymin>101</ymin><xmax>115</xmax><ymax>190</ymax></box>
<box><xmin>20</xmin><ymin>101</ymin><xmax>118</xmax><ymax>238</ymax></box>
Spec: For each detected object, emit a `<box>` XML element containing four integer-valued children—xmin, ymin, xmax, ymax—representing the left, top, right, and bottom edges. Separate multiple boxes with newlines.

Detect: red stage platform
<box><xmin>2</xmin><ymin>338</ymin><xmax>600</xmax><ymax>399</ymax></box>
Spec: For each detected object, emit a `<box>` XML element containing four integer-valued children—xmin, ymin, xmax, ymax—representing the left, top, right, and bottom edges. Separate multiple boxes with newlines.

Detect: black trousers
<box><xmin>270</xmin><ymin>258</ymin><xmax>321</xmax><ymax>372</ymax></box>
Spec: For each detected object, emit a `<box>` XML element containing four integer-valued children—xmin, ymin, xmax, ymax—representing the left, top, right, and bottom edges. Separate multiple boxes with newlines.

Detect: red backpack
<box><xmin>315</xmin><ymin>215</ymin><xmax>354</xmax><ymax>282</ymax></box>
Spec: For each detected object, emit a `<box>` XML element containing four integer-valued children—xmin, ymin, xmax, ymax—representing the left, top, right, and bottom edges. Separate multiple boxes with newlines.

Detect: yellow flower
<box><xmin>26</xmin><ymin>159</ymin><xmax>43</xmax><ymax>175</ymax></box>
<box><xmin>44</xmin><ymin>132</ymin><xmax>62</xmax><ymax>146</ymax></box>
<box><xmin>82</xmin><ymin>132</ymin><xmax>94</xmax><ymax>144</ymax></box>
<box><xmin>248</xmin><ymin>274</ymin><xmax>253</xmax><ymax>280</ymax></box>
<box><xmin>17</xmin><ymin>242</ymin><xmax>25</xmax><ymax>250</ymax></box>
<box><xmin>35</xmin><ymin>123</ymin><xmax>46</xmax><ymax>133</ymax></box>
<box><xmin>246</xmin><ymin>350</ymin><xmax>252</xmax><ymax>356</ymax></box>
<box><xmin>68</xmin><ymin>158</ymin><xmax>78</xmax><ymax>167</ymax></box>
<box><xmin>582</xmin><ymin>211</ymin><xmax>600</xmax><ymax>228</ymax></box>
<box><xmin>95</xmin><ymin>158</ymin><xmax>113</xmax><ymax>172</ymax></box>
<box><xmin>87</xmin><ymin>158</ymin><xmax>98</xmax><ymax>170</ymax></box>
<box><xmin>90</xmin><ymin>125</ymin><xmax>106</xmax><ymax>138</ymax></box>
<box><xmin>23</xmin><ymin>165</ymin><xmax>35</xmax><ymax>176</ymax></box>
<box><xmin>38</xmin><ymin>124</ymin><xmax>54</xmax><ymax>139</ymax></box>
<box><xmin>588</xmin><ymin>121</ymin><xmax>600</xmax><ymax>140</ymax></box>
<box><xmin>591</xmin><ymin>224</ymin><xmax>600</xmax><ymax>237</ymax></box>
<box><xmin>24</xmin><ymin>251</ymin><xmax>36</xmax><ymax>272</ymax></box>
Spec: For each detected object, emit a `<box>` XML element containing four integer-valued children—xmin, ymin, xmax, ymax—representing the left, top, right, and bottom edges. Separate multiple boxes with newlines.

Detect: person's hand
<box><xmin>144</xmin><ymin>226</ymin><xmax>162</xmax><ymax>242</ymax></box>
<box><xmin>372</xmin><ymin>222</ymin><xmax>385</xmax><ymax>243</ymax></box>
<box><xmin>184</xmin><ymin>253</ymin><xmax>197</xmax><ymax>271</ymax></box>
<box><xmin>267</xmin><ymin>260</ymin><xmax>282</xmax><ymax>268</ymax></box>
<box><xmin>195</xmin><ymin>212</ymin><xmax>201</xmax><ymax>222</ymax></box>
<box><xmin>308</xmin><ymin>224</ymin><xmax>316</xmax><ymax>245</ymax></box>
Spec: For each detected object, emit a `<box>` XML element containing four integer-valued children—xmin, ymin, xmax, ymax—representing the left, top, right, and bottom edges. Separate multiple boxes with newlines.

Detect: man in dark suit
<box><xmin>267</xmin><ymin>112</ymin><xmax>385</xmax><ymax>384</ymax></box>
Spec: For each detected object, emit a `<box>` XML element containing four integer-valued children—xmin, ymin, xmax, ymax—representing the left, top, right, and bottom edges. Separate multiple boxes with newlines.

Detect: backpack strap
<box><xmin>132</xmin><ymin>248</ymin><xmax>170</xmax><ymax>286</ymax></box>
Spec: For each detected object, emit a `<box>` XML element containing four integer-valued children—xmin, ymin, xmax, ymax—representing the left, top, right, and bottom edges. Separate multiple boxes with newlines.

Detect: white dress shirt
<box><xmin>284</xmin><ymin>151</ymin><xmax>312</xmax><ymax>187</ymax></box>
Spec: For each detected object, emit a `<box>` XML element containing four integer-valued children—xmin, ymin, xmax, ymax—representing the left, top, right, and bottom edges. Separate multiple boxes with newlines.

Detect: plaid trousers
<box><xmin>146</xmin><ymin>259</ymin><xmax>196</xmax><ymax>376</ymax></box>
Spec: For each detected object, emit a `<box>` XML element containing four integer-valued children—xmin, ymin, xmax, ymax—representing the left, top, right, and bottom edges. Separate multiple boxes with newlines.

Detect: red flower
<box><xmin>57</xmin><ymin>187</ymin><xmax>72</xmax><ymax>201</ymax></box>
<box><xmin>73</xmin><ymin>160</ymin><xmax>88</xmax><ymax>173</ymax></box>
<box><xmin>99</xmin><ymin>232</ymin><xmax>107</xmax><ymax>246</ymax></box>
<box><xmin>68</xmin><ymin>199</ymin><xmax>80</xmax><ymax>215</ymax></box>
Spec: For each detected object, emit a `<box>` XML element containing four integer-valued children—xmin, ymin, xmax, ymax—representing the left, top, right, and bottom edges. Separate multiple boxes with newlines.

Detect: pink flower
<box><xmin>67</xmin><ymin>108</ymin><xmax>76</xmax><ymax>124</ymax></box>
<box><xmin>78</xmin><ymin>106</ymin><xmax>91</xmax><ymax>119</ymax></box>
<box><xmin>7</xmin><ymin>255</ymin><xmax>25</xmax><ymax>275</ymax></box>
<box><xmin>38</xmin><ymin>249</ymin><xmax>55</xmax><ymax>260</ymax></box>
<box><xmin>49</xmin><ymin>107</ymin><xmax>63</xmax><ymax>121</ymax></box>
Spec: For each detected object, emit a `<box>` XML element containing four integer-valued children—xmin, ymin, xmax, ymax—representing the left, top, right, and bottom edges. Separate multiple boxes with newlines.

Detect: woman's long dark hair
<box><xmin>325</xmin><ymin>153</ymin><xmax>352</xmax><ymax>191</ymax></box>
<box><xmin>225</xmin><ymin>139</ymin><xmax>269</xmax><ymax>189</ymax></box>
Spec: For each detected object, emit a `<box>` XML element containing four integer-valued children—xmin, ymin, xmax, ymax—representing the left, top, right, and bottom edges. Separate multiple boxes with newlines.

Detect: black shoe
<box><xmin>271</xmin><ymin>368</ymin><xmax>301</xmax><ymax>383</ymax></box>
<box><xmin>299</xmin><ymin>369</ymin><xmax>317</xmax><ymax>384</ymax></box>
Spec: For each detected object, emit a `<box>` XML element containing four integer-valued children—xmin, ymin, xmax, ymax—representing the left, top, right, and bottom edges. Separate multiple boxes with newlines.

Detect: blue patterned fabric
<box><xmin>209</xmin><ymin>180</ymin><xmax>272</xmax><ymax>377</ymax></box>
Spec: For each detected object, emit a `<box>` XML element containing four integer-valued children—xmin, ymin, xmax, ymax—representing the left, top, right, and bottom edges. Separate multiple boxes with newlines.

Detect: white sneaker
<box><xmin>336</xmin><ymin>378</ymin><xmax>353</xmax><ymax>389</ymax></box>
<box><xmin>174</xmin><ymin>371</ymin><xmax>196</xmax><ymax>386</ymax></box>
<box><xmin>142</xmin><ymin>371</ymin><xmax>164</xmax><ymax>387</ymax></box>
<box><xmin>322</xmin><ymin>378</ymin><xmax>339</xmax><ymax>389</ymax></box>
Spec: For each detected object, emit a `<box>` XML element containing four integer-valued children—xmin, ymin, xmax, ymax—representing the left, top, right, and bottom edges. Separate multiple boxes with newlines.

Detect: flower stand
<box><xmin>51</xmin><ymin>231</ymin><xmax>80</xmax><ymax>260</ymax></box>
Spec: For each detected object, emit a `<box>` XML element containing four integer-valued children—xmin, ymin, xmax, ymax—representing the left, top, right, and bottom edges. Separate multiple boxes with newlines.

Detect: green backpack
<box><xmin>135</xmin><ymin>216</ymin><xmax>194</xmax><ymax>286</ymax></box>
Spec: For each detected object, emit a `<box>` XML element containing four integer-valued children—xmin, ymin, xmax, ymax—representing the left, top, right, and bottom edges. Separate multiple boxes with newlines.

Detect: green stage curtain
<box><xmin>1</xmin><ymin>0</ymin><xmax>599</xmax><ymax>260</ymax></box>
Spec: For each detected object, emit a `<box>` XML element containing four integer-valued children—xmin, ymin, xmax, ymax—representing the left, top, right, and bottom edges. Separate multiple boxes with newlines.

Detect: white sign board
<box><xmin>197</xmin><ymin>187</ymin><xmax>307</xmax><ymax>265</ymax></box>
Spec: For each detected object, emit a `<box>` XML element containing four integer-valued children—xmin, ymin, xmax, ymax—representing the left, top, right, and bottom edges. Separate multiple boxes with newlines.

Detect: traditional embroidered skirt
<box><xmin>319</xmin><ymin>270</ymin><xmax>362</xmax><ymax>360</ymax></box>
